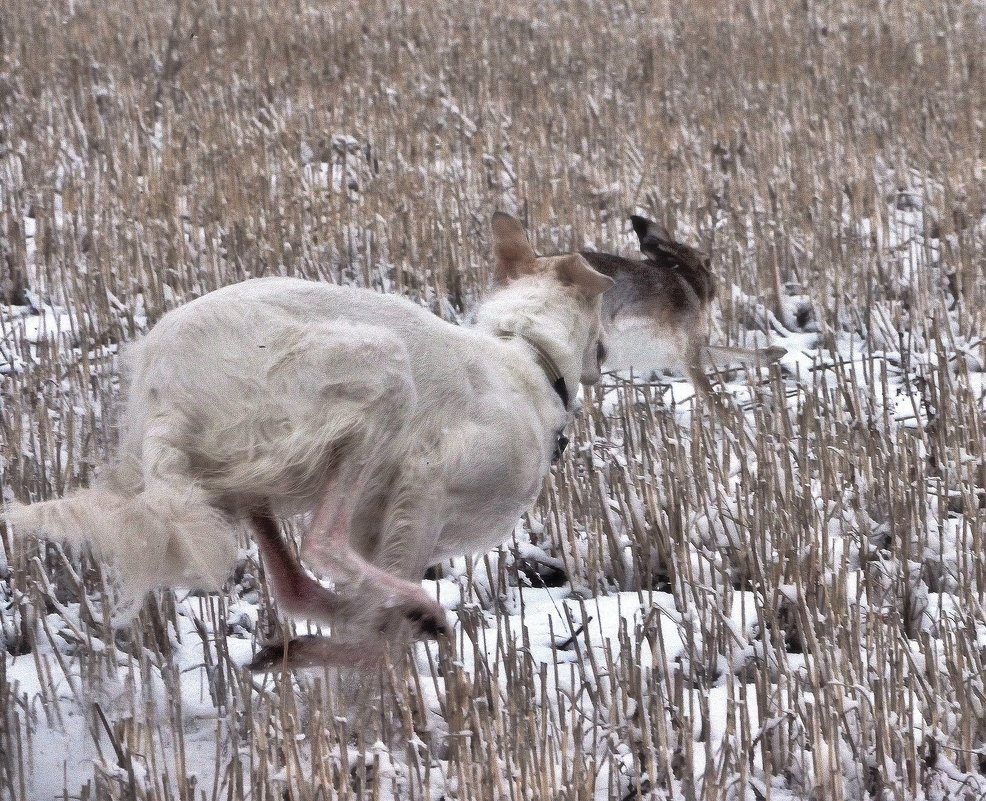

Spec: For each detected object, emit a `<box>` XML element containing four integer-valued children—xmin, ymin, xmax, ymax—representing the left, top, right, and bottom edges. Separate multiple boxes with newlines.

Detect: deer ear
<box><xmin>554</xmin><ymin>254</ymin><xmax>615</xmax><ymax>297</ymax></box>
<box><xmin>491</xmin><ymin>212</ymin><xmax>537</xmax><ymax>283</ymax></box>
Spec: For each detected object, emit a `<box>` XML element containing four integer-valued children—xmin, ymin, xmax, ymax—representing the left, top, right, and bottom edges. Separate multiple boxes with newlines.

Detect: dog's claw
<box><xmin>404</xmin><ymin>606</ymin><xmax>450</xmax><ymax>639</ymax></box>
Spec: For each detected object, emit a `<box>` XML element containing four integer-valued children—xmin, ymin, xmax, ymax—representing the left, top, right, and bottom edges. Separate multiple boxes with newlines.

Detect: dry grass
<box><xmin>2</xmin><ymin>0</ymin><xmax>986</xmax><ymax>798</ymax></box>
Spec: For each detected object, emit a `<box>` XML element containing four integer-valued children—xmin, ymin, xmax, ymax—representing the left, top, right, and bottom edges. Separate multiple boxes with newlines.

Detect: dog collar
<box><xmin>497</xmin><ymin>331</ymin><xmax>571</xmax><ymax>461</ymax></box>
<box><xmin>496</xmin><ymin>331</ymin><xmax>570</xmax><ymax>411</ymax></box>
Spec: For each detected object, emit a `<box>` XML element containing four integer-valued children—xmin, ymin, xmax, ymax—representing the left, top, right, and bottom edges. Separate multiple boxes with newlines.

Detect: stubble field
<box><xmin>1</xmin><ymin>0</ymin><xmax>985</xmax><ymax>798</ymax></box>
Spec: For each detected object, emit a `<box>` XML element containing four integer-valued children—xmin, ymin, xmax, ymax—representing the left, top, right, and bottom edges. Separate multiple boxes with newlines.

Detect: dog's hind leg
<box><xmin>248</xmin><ymin>634</ymin><xmax>387</xmax><ymax>673</ymax></box>
<box><xmin>703</xmin><ymin>344</ymin><xmax>786</xmax><ymax>368</ymax></box>
<box><xmin>249</xmin><ymin>470</ymin><xmax>448</xmax><ymax>672</ymax></box>
<box><xmin>249</xmin><ymin>509</ymin><xmax>344</xmax><ymax>624</ymax></box>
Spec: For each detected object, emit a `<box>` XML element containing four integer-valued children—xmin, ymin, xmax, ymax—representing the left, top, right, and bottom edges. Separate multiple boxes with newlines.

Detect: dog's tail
<box><xmin>4</xmin><ymin>469</ymin><xmax>239</xmax><ymax>614</ymax></box>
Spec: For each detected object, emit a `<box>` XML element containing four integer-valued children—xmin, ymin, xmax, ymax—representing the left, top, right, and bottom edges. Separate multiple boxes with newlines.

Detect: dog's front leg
<box><xmin>249</xmin><ymin>510</ymin><xmax>399</xmax><ymax>671</ymax></box>
<box><xmin>247</xmin><ymin>634</ymin><xmax>386</xmax><ymax>673</ymax></box>
<box><xmin>248</xmin><ymin>506</ymin><xmax>441</xmax><ymax>673</ymax></box>
<box><xmin>301</xmin><ymin>479</ymin><xmax>449</xmax><ymax>642</ymax></box>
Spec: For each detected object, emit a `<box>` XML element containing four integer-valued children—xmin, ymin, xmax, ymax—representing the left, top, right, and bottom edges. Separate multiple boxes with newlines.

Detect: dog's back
<box><xmin>123</xmin><ymin>278</ymin><xmax>539</xmax><ymax>509</ymax></box>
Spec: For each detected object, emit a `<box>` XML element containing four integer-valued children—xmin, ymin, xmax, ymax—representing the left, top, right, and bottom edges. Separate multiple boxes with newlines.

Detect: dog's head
<box><xmin>491</xmin><ymin>212</ymin><xmax>613</xmax><ymax>384</ymax></box>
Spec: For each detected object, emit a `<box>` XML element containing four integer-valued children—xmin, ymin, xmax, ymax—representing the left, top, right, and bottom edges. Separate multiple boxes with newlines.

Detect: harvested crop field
<box><xmin>1</xmin><ymin>0</ymin><xmax>985</xmax><ymax>798</ymax></box>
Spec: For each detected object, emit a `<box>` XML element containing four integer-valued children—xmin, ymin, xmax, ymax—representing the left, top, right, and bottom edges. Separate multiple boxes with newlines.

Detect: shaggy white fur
<box><xmin>8</xmin><ymin>216</ymin><xmax>613</xmax><ymax>668</ymax></box>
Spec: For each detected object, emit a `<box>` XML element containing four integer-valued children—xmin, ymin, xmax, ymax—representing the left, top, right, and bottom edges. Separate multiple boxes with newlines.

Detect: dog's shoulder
<box><xmin>656</xmin><ymin>248</ymin><xmax>715</xmax><ymax>305</ymax></box>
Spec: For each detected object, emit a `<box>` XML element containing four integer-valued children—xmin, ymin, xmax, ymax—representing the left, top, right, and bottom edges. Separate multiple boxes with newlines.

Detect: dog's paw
<box><xmin>382</xmin><ymin>591</ymin><xmax>450</xmax><ymax>640</ymax></box>
<box><xmin>403</xmin><ymin>605</ymin><xmax>449</xmax><ymax>638</ymax></box>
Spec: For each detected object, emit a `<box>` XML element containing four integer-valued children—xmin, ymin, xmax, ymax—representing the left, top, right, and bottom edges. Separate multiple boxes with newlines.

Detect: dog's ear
<box><xmin>554</xmin><ymin>254</ymin><xmax>615</xmax><ymax>297</ymax></box>
<box><xmin>491</xmin><ymin>212</ymin><xmax>537</xmax><ymax>282</ymax></box>
<box><xmin>630</xmin><ymin>215</ymin><xmax>674</xmax><ymax>258</ymax></box>
<box><xmin>631</xmin><ymin>214</ymin><xmax>711</xmax><ymax>270</ymax></box>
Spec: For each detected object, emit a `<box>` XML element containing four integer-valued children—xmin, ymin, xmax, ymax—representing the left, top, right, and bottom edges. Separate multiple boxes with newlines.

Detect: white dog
<box><xmin>8</xmin><ymin>212</ymin><xmax>613</xmax><ymax>670</ymax></box>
